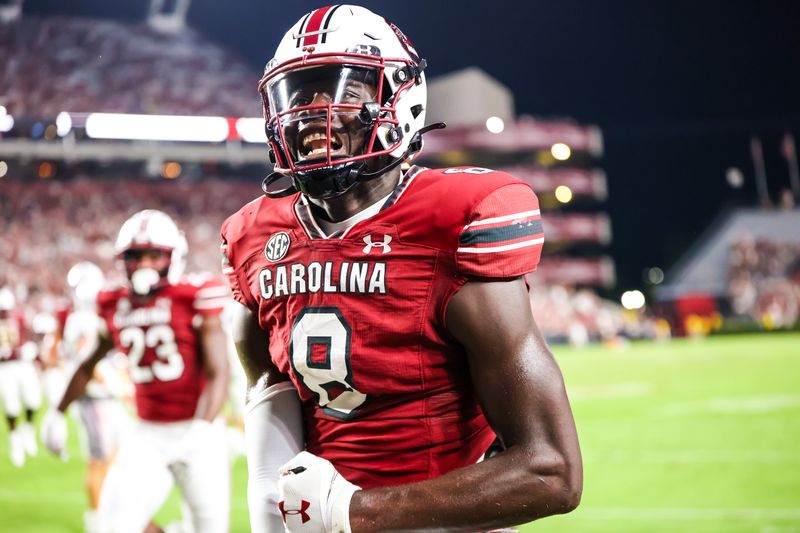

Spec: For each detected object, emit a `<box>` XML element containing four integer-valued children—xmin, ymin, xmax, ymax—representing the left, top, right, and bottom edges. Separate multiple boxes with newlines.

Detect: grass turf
<box><xmin>1</xmin><ymin>333</ymin><xmax>798</xmax><ymax>532</ymax></box>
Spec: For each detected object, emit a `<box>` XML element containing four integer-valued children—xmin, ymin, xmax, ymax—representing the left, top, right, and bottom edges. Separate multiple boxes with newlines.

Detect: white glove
<box><xmin>41</xmin><ymin>409</ymin><xmax>68</xmax><ymax>460</ymax></box>
<box><xmin>277</xmin><ymin>451</ymin><xmax>360</xmax><ymax>533</ymax></box>
<box><xmin>41</xmin><ymin>366</ymin><xmax>67</xmax><ymax>407</ymax></box>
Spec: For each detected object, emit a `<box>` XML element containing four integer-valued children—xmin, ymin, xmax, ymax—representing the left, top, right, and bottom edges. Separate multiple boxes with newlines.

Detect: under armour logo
<box><xmin>278</xmin><ymin>500</ymin><xmax>311</xmax><ymax>524</ymax></box>
<box><xmin>362</xmin><ymin>234</ymin><xmax>392</xmax><ymax>254</ymax></box>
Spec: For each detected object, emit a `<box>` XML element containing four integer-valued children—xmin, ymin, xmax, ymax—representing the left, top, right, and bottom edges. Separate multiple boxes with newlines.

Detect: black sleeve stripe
<box><xmin>459</xmin><ymin>220</ymin><xmax>544</xmax><ymax>245</ymax></box>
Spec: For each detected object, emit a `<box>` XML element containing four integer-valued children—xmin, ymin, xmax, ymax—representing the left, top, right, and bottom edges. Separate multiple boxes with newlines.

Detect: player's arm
<box><xmin>42</xmin><ymin>328</ymin><xmax>114</xmax><ymax>458</ymax></box>
<box><xmin>348</xmin><ymin>277</ymin><xmax>582</xmax><ymax>532</ymax></box>
<box><xmin>230</xmin><ymin>301</ymin><xmax>304</xmax><ymax>533</ymax></box>
<box><xmin>196</xmin><ymin>313</ymin><xmax>231</xmax><ymax>422</ymax></box>
<box><xmin>56</xmin><ymin>329</ymin><xmax>114</xmax><ymax>414</ymax></box>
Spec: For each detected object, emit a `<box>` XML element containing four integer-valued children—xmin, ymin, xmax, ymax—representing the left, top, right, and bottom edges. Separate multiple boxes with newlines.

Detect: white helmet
<box><xmin>259</xmin><ymin>5</ymin><xmax>434</xmax><ymax>199</ymax></box>
<box><xmin>0</xmin><ymin>287</ymin><xmax>15</xmax><ymax>312</ymax></box>
<box><xmin>67</xmin><ymin>261</ymin><xmax>105</xmax><ymax>309</ymax></box>
<box><xmin>115</xmin><ymin>210</ymin><xmax>187</xmax><ymax>294</ymax></box>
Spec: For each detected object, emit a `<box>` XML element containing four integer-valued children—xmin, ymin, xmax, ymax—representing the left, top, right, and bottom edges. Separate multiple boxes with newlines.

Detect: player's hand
<box><xmin>41</xmin><ymin>409</ymin><xmax>68</xmax><ymax>460</ymax></box>
<box><xmin>278</xmin><ymin>451</ymin><xmax>360</xmax><ymax>533</ymax></box>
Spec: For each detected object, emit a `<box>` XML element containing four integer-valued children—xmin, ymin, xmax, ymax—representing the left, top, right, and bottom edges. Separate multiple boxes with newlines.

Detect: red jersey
<box><xmin>96</xmin><ymin>274</ymin><xmax>229</xmax><ymax>422</ymax></box>
<box><xmin>0</xmin><ymin>310</ymin><xmax>26</xmax><ymax>363</ymax></box>
<box><xmin>221</xmin><ymin>166</ymin><xmax>544</xmax><ymax>489</ymax></box>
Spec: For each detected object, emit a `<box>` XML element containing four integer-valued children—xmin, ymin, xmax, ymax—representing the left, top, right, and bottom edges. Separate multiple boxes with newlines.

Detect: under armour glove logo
<box><xmin>279</xmin><ymin>500</ymin><xmax>312</xmax><ymax>524</ymax></box>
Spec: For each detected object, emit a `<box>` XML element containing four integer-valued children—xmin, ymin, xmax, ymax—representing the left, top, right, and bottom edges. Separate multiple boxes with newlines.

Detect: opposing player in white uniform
<box><xmin>56</xmin><ymin>262</ymin><xmax>132</xmax><ymax>533</ymax></box>
<box><xmin>43</xmin><ymin>210</ymin><xmax>232</xmax><ymax>533</ymax></box>
<box><xmin>0</xmin><ymin>286</ymin><xmax>41</xmax><ymax>467</ymax></box>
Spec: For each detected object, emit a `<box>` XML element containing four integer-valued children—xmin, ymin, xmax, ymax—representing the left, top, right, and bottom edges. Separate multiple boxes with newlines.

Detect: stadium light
<box><xmin>85</xmin><ymin>113</ymin><xmax>230</xmax><ymax>142</ymax></box>
<box><xmin>621</xmin><ymin>290</ymin><xmax>646</xmax><ymax>310</ymax></box>
<box><xmin>485</xmin><ymin>116</ymin><xmax>505</xmax><ymax>134</ymax></box>
<box><xmin>236</xmin><ymin>118</ymin><xmax>268</xmax><ymax>143</ymax></box>
<box><xmin>555</xmin><ymin>185</ymin><xmax>573</xmax><ymax>203</ymax></box>
<box><xmin>551</xmin><ymin>142</ymin><xmax>571</xmax><ymax>161</ymax></box>
<box><xmin>161</xmin><ymin>162</ymin><xmax>182</xmax><ymax>179</ymax></box>
<box><xmin>0</xmin><ymin>161</ymin><xmax>8</xmax><ymax>178</ymax></box>
<box><xmin>646</xmin><ymin>267</ymin><xmax>665</xmax><ymax>285</ymax></box>
<box><xmin>726</xmin><ymin>167</ymin><xmax>744</xmax><ymax>189</ymax></box>
<box><xmin>38</xmin><ymin>162</ymin><xmax>56</xmax><ymax>179</ymax></box>
<box><xmin>0</xmin><ymin>106</ymin><xmax>13</xmax><ymax>133</ymax></box>
<box><xmin>56</xmin><ymin>112</ymin><xmax>73</xmax><ymax>137</ymax></box>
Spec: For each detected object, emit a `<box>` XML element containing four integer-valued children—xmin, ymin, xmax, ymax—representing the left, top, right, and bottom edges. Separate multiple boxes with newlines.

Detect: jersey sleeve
<box><xmin>191</xmin><ymin>276</ymin><xmax>230</xmax><ymax>316</ymax></box>
<box><xmin>220</xmin><ymin>213</ymin><xmax>260</xmax><ymax>312</ymax></box>
<box><xmin>456</xmin><ymin>183</ymin><xmax>544</xmax><ymax>278</ymax></box>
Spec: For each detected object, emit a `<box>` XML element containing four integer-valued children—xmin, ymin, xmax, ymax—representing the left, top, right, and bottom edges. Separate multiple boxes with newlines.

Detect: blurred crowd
<box><xmin>0</xmin><ymin>177</ymin><xmax>260</xmax><ymax>318</ymax></box>
<box><xmin>728</xmin><ymin>236</ymin><xmax>800</xmax><ymax>328</ymax></box>
<box><xmin>0</xmin><ymin>176</ymin><xmax>660</xmax><ymax>345</ymax></box>
<box><xmin>0</xmin><ymin>16</ymin><xmax>260</xmax><ymax>117</ymax></box>
<box><xmin>529</xmin><ymin>284</ymin><xmax>669</xmax><ymax>346</ymax></box>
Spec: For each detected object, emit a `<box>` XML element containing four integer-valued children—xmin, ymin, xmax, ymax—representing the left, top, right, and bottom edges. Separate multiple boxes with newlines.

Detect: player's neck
<box><xmin>308</xmin><ymin>167</ymin><xmax>401</xmax><ymax>223</ymax></box>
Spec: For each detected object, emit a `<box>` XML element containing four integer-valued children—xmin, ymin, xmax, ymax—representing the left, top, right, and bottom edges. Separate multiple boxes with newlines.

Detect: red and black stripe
<box><xmin>298</xmin><ymin>5</ymin><xmax>341</xmax><ymax>48</ymax></box>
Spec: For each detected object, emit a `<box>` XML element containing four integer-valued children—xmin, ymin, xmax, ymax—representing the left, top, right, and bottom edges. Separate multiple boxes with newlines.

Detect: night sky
<box><xmin>21</xmin><ymin>0</ymin><xmax>800</xmax><ymax>292</ymax></box>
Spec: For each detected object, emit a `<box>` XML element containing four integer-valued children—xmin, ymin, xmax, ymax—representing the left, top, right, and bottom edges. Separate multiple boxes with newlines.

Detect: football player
<box><xmin>41</xmin><ymin>261</ymin><xmax>134</xmax><ymax>533</ymax></box>
<box><xmin>44</xmin><ymin>210</ymin><xmax>232</xmax><ymax>533</ymax></box>
<box><xmin>222</xmin><ymin>5</ymin><xmax>582</xmax><ymax>532</ymax></box>
<box><xmin>0</xmin><ymin>286</ymin><xmax>41</xmax><ymax>467</ymax></box>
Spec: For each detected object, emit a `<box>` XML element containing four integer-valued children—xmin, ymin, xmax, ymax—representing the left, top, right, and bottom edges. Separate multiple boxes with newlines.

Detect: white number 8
<box><xmin>290</xmin><ymin>307</ymin><xmax>367</xmax><ymax>419</ymax></box>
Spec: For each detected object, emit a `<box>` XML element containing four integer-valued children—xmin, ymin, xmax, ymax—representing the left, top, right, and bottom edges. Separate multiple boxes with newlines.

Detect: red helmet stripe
<box><xmin>302</xmin><ymin>5</ymin><xmax>334</xmax><ymax>47</ymax></box>
<box><xmin>320</xmin><ymin>5</ymin><xmax>342</xmax><ymax>44</ymax></box>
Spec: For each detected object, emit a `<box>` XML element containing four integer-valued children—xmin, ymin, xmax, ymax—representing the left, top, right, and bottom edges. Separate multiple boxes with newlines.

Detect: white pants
<box><xmin>75</xmin><ymin>397</ymin><xmax>130</xmax><ymax>461</ymax></box>
<box><xmin>97</xmin><ymin>418</ymin><xmax>230</xmax><ymax>533</ymax></box>
<box><xmin>0</xmin><ymin>360</ymin><xmax>42</xmax><ymax>419</ymax></box>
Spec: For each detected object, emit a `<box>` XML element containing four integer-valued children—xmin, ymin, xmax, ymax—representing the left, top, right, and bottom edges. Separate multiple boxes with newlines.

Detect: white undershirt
<box><xmin>315</xmin><ymin>190</ymin><xmax>393</xmax><ymax>236</ymax></box>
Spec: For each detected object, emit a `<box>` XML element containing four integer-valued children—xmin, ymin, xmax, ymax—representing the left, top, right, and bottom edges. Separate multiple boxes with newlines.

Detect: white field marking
<box><xmin>568</xmin><ymin>382</ymin><xmax>652</xmax><ymax>400</ymax></box>
<box><xmin>573</xmin><ymin>507</ymin><xmax>800</xmax><ymax>521</ymax></box>
<box><xmin>659</xmin><ymin>394</ymin><xmax>800</xmax><ymax>416</ymax></box>
<box><xmin>0</xmin><ymin>488</ymin><xmax>249</xmax><ymax>511</ymax></box>
<box><xmin>583</xmin><ymin>449</ymin><xmax>800</xmax><ymax>464</ymax></box>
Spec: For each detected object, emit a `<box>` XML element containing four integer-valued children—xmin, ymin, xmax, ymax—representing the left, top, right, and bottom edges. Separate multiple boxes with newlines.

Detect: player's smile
<box><xmin>297</xmin><ymin>125</ymin><xmax>346</xmax><ymax>160</ymax></box>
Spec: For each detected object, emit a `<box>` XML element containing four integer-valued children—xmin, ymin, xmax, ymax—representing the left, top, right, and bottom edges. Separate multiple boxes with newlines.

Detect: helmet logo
<box><xmin>265</xmin><ymin>232</ymin><xmax>291</xmax><ymax>262</ymax></box>
<box><xmin>347</xmin><ymin>44</ymin><xmax>381</xmax><ymax>57</ymax></box>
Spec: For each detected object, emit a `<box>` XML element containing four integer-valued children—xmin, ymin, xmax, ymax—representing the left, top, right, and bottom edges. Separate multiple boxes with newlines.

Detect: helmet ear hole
<box><xmin>410</xmin><ymin>105</ymin><xmax>423</xmax><ymax>119</ymax></box>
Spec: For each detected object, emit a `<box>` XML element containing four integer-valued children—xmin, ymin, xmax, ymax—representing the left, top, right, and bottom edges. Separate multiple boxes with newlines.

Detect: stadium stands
<box><xmin>0</xmin><ymin>16</ymin><xmax>260</xmax><ymax>117</ymax></box>
<box><xmin>0</xmin><ymin>177</ymin><xmax>258</xmax><ymax>308</ymax></box>
<box><xmin>728</xmin><ymin>236</ymin><xmax>800</xmax><ymax>328</ymax></box>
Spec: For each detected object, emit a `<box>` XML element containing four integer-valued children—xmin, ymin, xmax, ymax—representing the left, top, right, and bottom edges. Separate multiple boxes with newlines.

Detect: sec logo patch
<box><xmin>265</xmin><ymin>232</ymin><xmax>291</xmax><ymax>262</ymax></box>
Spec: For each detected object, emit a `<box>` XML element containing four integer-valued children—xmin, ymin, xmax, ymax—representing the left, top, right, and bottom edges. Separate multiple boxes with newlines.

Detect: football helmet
<box><xmin>259</xmin><ymin>5</ymin><xmax>437</xmax><ymax>199</ymax></box>
<box><xmin>115</xmin><ymin>210</ymin><xmax>187</xmax><ymax>295</ymax></box>
<box><xmin>66</xmin><ymin>262</ymin><xmax>105</xmax><ymax>309</ymax></box>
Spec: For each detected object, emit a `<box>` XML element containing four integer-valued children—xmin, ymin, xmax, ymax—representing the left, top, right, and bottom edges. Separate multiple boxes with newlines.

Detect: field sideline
<box><xmin>1</xmin><ymin>333</ymin><xmax>798</xmax><ymax>532</ymax></box>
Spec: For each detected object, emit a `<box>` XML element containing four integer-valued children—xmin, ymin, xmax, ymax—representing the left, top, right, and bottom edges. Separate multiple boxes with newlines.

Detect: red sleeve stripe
<box><xmin>463</xmin><ymin>209</ymin><xmax>540</xmax><ymax>230</ymax></box>
<box><xmin>458</xmin><ymin>236</ymin><xmax>544</xmax><ymax>254</ymax></box>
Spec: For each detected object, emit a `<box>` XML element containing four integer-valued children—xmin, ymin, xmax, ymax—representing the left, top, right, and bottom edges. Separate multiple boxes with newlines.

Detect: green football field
<box><xmin>1</xmin><ymin>332</ymin><xmax>798</xmax><ymax>532</ymax></box>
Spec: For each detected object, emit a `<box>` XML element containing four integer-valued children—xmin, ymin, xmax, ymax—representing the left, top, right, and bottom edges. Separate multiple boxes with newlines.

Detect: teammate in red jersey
<box><xmin>0</xmin><ymin>286</ymin><xmax>41</xmax><ymax>467</ymax></box>
<box><xmin>44</xmin><ymin>210</ymin><xmax>232</xmax><ymax>533</ymax></box>
<box><xmin>223</xmin><ymin>5</ymin><xmax>582</xmax><ymax>532</ymax></box>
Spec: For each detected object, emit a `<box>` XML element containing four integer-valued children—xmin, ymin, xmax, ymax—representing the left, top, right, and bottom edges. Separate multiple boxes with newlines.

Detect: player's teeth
<box><xmin>303</xmin><ymin>132</ymin><xmax>327</xmax><ymax>148</ymax></box>
<box><xmin>309</xmin><ymin>147</ymin><xmax>327</xmax><ymax>156</ymax></box>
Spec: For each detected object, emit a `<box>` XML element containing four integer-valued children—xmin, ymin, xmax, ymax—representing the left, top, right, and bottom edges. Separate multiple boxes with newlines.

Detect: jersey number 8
<box><xmin>290</xmin><ymin>307</ymin><xmax>367</xmax><ymax>419</ymax></box>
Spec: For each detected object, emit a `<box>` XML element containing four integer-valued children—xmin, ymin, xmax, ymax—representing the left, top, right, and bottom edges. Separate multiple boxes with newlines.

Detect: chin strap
<box><xmin>261</xmin><ymin>122</ymin><xmax>447</xmax><ymax>199</ymax></box>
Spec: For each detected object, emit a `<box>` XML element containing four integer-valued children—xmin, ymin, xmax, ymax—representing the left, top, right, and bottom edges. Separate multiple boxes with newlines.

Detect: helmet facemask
<box><xmin>260</xmin><ymin>53</ymin><xmax>420</xmax><ymax>199</ymax></box>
